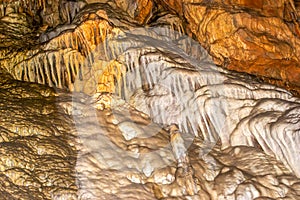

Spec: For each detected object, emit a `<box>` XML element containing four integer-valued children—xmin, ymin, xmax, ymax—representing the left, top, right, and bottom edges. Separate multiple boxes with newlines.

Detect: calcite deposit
<box><xmin>159</xmin><ymin>0</ymin><xmax>300</xmax><ymax>95</ymax></box>
<box><xmin>0</xmin><ymin>0</ymin><xmax>300</xmax><ymax>200</ymax></box>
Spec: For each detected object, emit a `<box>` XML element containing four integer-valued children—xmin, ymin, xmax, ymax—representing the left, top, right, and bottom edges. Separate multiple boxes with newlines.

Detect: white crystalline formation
<box><xmin>11</xmin><ymin>25</ymin><xmax>300</xmax><ymax>178</ymax></box>
<box><xmin>87</xmin><ymin>27</ymin><xmax>300</xmax><ymax>178</ymax></box>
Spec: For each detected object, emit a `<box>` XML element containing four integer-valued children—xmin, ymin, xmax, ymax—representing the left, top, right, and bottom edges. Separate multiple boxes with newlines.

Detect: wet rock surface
<box><xmin>0</xmin><ymin>70</ymin><xmax>78</xmax><ymax>199</ymax></box>
<box><xmin>0</xmin><ymin>0</ymin><xmax>300</xmax><ymax>200</ymax></box>
<box><xmin>0</xmin><ymin>75</ymin><xmax>299</xmax><ymax>199</ymax></box>
<box><xmin>159</xmin><ymin>0</ymin><xmax>300</xmax><ymax>95</ymax></box>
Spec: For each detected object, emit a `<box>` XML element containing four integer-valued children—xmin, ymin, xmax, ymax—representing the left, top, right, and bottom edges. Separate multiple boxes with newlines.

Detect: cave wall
<box><xmin>157</xmin><ymin>0</ymin><xmax>300</xmax><ymax>95</ymax></box>
<box><xmin>1</xmin><ymin>0</ymin><xmax>300</xmax><ymax>94</ymax></box>
<box><xmin>0</xmin><ymin>0</ymin><xmax>300</xmax><ymax>200</ymax></box>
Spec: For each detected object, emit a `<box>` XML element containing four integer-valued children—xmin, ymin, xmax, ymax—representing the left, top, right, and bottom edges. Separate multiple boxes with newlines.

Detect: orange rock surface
<box><xmin>1</xmin><ymin>0</ymin><xmax>300</xmax><ymax>94</ymax></box>
<box><xmin>1</xmin><ymin>1</ymin><xmax>300</xmax><ymax>199</ymax></box>
<box><xmin>158</xmin><ymin>0</ymin><xmax>300</xmax><ymax>95</ymax></box>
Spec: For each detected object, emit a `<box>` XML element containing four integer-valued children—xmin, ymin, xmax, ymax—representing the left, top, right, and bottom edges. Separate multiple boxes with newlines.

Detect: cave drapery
<box><xmin>0</xmin><ymin>0</ymin><xmax>300</xmax><ymax>199</ymax></box>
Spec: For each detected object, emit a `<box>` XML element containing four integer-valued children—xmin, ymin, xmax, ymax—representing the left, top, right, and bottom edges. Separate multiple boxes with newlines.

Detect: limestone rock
<box><xmin>159</xmin><ymin>0</ymin><xmax>300</xmax><ymax>94</ymax></box>
<box><xmin>0</xmin><ymin>0</ymin><xmax>300</xmax><ymax>199</ymax></box>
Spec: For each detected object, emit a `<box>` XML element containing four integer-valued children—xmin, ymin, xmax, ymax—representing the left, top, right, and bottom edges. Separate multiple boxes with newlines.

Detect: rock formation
<box><xmin>0</xmin><ymin>0</ymin><xmax>300</xmax><ymax>199</ymax></box>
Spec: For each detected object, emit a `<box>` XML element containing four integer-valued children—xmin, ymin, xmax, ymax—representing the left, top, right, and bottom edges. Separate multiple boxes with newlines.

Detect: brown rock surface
<box><xmin>0</xmin><ymin>0</ymin><xmax>300</xmax><ymax>199</ymax></box>
<box><xmin>3</xmin><ymin>0</ymin><xmax>299</xmax><ymax>94</ymax></box>
<box><xmin>158</xmin><ymin>0</ymin><xmax>300</xmax><ymax>95</ymax></box>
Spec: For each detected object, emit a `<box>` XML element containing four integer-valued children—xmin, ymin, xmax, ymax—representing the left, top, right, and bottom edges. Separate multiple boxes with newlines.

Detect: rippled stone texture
<box><xmin>0</xmin><ymin>0</ymin><xmax>300</xmax><ymax>200</ymax></box>
<box><xmin>72</xmin><ymin>92</ymin><xmax>300</xmax><ymax>199</ymax></box>
<box><xmin>158</xmin><ymin>0</ymin><xmax>300</xmax><ymax>94</ymax></box>
<box><xmin>0</xmin><ymin>70</ymin><xmax>78</xmax><ymax>199</ymax></box>
<box><xmin>1</xmin><ymin>79</ymin><xmax>300</xmax><ymax>199</ymax></box>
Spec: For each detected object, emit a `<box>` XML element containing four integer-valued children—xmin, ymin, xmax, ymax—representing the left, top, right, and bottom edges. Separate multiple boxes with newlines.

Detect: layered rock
<box><xmin>0</xmin><ymin>0</ymin><xmax>300</xmax><ymax>200</ymax></box>
<box><xmin>1</xmin><ymin>70</ymin><xmax>299</xmax><ymax>199</ymax></box>
<box><xmin>158</xmin><ymin>0</ymin><xmax>300</xmax><ymax>95</ymax></box>
<box><xmin>0</xmin><ymin>70</ymin><xmax>78</xmax><ymax>199</ymax></box>
<box><xmin>1</xmin><ymin>0</ymin><xmax>300</xmax><ymax>93</ymax></box>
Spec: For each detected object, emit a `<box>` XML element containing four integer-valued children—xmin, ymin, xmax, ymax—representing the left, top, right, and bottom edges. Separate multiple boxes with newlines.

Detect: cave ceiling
<box><xmin>0</xmin><ymin>0</ymin><xmax>300</xmax><ymax>199</ymax></box>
